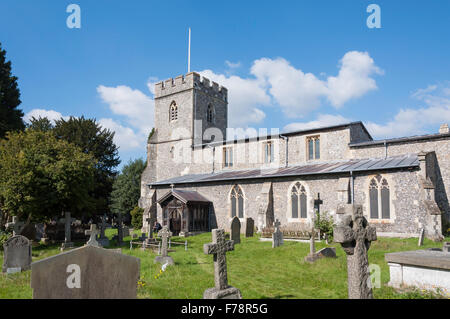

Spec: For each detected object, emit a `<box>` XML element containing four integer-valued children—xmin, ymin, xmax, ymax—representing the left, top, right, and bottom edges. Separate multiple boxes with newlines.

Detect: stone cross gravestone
<box><xmin>203</xmin><ymin>229</ymin><xmax>242</xmax><ymax>299</ymax></box>
<box><xmin>97</xmin><ymin>215</ymin><xmax>110</xmax><ymax>247</ymax></box>
<box><xmin>31</xmin><ymin>245</ymin><xmax>140</xmax><ymax>298</ymax></box>
<box><xmin>334</xmin><ymin>205</ymin><xmax>377</xmax><ymax>299</ymax></box>
<box><xmin>272</xmin><ymin>219</ymin><xmax>284</xmax><ymax>248</ymax></box>
<box><xmin>2</xmin><ymin>235</ymin><xmax>32</xmax><ymax>273</ymax></box>
<box><xmin>154</xmin><ymin>226</ymin><xmax>174</xmax><ymax>265</ymax></box>
<box><xmin>61</xmin><ymin>212</ymin><xmax>74</xmax><ymax>251</ymax></box>
<box><xmin>304</xmin><ymin>221</ymin><xmax>319</xmax><ymax>263</ymax></box>
<box><xmin>230</xmin><ymin>216</ymin><xmax>241</xmax><ymax>244</ymax></box>
<box><xmin>85</xmin><ymin>224</ymin><xmax>100</xmax><ymax>247</ymax></box>
<box><xmin>245</xmin><ymin>218</ymin><xmax>254</xmax><ymax>238</ymax></box>
<box><xmin>6</xmin><ymin>216</ymin><xmax>25</xmax><ymax>236</ymax></box>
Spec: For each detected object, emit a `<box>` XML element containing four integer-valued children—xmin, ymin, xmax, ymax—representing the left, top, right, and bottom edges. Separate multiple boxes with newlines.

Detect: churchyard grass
<box><xmin>0</xmin><ymin>229</ymin><xmax>449</xmax><ymax>299</ymax></box>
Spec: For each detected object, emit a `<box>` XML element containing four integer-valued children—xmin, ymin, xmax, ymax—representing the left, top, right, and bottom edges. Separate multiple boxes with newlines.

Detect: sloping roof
<box><xmin>150</xmin><ymin>154</ymin><xmax>419</xmax><ymax>187</ymax></box>
<box><xmin>157</xmin><ymin>189</ymin><xmax>211</xmax><ymax>204</ymax></box>
<box><xmin>191</xmin><ymin>121</ymin><xmax>372</xmax><ymax>148</ymax></box>
<box><xmin>349</xmin><ymin>132</ymin><xmax>450</xmax><ymax>147</ymax></box>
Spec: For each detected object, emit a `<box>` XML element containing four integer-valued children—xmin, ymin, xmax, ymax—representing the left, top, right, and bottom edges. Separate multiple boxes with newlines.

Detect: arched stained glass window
<box><xmin>369</xmin><ymin>175</ymin><xmax>390</xmax><ymax>219</ymax></box>
<box><xmin>291</xmin><ymin>182</ymin><xmax>307</xmax><ymax>218</ymax></box>
<box><xmin>230</xmin><ymin>185</ymin><xmax>244</xmax><ymax>218</ymax></box>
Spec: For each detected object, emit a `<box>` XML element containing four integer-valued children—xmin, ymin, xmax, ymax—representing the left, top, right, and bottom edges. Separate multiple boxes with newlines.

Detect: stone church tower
<box><xmin>139</xmin><ymin>72</ymin><xmax>228</xmax><ymax>228</ymax></box>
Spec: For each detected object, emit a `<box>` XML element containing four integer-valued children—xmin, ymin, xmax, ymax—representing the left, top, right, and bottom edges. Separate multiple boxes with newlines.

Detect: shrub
<box><xmin>130</xmin><ymin>206</ymin><xmax>144</xmax><ymax>230</ymax></box>
<box><xmin>315</xmin><ymin>211</ymin><xmax>335</xmax><ymax>242</ymax></box>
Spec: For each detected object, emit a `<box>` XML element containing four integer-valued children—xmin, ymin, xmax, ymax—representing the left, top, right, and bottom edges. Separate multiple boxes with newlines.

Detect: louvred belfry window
<box><xmin>170</xmin><ymin>101</ymin><xmax>178</xmax><ymax>121</ymax></box>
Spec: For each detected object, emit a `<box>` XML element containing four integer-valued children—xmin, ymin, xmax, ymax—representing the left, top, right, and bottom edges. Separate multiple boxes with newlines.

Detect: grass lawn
<box><xmin>0</xmin><ymin>229</ymin><xmax>449</xmax><ymax>299</ymax></box>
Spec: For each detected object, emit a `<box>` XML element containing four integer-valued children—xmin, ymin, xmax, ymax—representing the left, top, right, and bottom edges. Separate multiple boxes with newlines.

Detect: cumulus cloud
<box><xmin>97</xmin><ymin>84</ymin><xmax>154</xmax><ymax>151</ymax></box>
<box><xmin>199</xmin><ymin>69</ymin><xmax>271</xmax><ymax>127</ymax></box>
<box><xmin>24</xmin><ymin>108</ymin><xmax>70</xmax><ymax>123</ymax></box>
<box><xmin>283</xmin><ymin>114</ymin><xmax>352</xmax><ymax>132</ymax></box>
<box><xmin>201</xmin><ymin>51</ymin><xmax>382</xmax><ymax>124</ymax></box>
<box><xmin>365</xmin><ymin>84</ymin><xmax>450</xmax><ymax>139</ymax></box>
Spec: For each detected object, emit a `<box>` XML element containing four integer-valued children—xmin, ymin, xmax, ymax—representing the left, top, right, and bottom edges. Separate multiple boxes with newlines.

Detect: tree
<box><xmin>53</xmin><ymin>116</ymin><xmax>120</xmax><ymax>216</ymax></box>
<box><xmin>0</xmin><ymin>42</ymin><xmax>25</xmax><ymax>138</ymax></box>
<box><xmin>27</xmin><ymin>116</ymin><xmax>54</xmax><ymax>132</ymax></box>
<box><xmin>110</xmin><ymin>158</ymin><xmax>146</xmax><ymax>219</ymax></box>
<box><xmin>0</xmin><ymin>130</ymin><xmax>95</xmax><ymax>225</ymax></box>
<box><xmin>130</xmin><ymin>206</ymin><xmax>144</xmax><ymax>229</ymax></box>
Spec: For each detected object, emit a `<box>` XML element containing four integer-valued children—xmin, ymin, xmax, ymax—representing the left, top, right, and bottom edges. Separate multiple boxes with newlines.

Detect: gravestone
<box><xmin>6</xmin><ymin>216</ymin><xmax>25</xmax><ymax>236</ymax></box>
<box><xmin>245</xmin><ymin>218</ymin><xmax>254</xmax><ymax>237</ymax></box>
<box><xmin>2</xmin><ymin>235</ymin><xmax>32</xmax><ymax>273</ymax></box>
<box><xmin>304</xmin><ymin>221</ymin><xmax>318</xmax><ymax>263</ymax></box>
<box><xmin>316</xmin><ymin>247</ymin><xmax>337</xmax><ymax>258</ymax></box>
<box><xmin>334</xmin><ymin>205</ymin><xmax>377</xmax><ymax>299</ymax></box>
<box><xmin>31</xmin><ymin>245</ymin><xmax>140</xmax><ymax>298</ymax></box>
<box><xmin>154</xmin><ymin>226</ymin><xmax>174</xmax><ymax>265</ymax></box>
<box><xmin>146</xmin><ymin>216</ymin><xmax>155</xmax><ymax>239</ymax></box>
<box><xmin>60</xmin><ymin>212</ymin><xmax>74</xmax><ymax>251</ymax></box>
<box><xmin>19</xmin><ymin>223</ymin><xmax>37</xmax><ymax>241</ymax></box>
<box><xmin>203</xmin><ymin>229</ymin><xmax>242</xmax><ymax>299</ymax></box>
<box><xmin>97</xmin><ymin>214</ymin><xmax>110</xmax><ymax>247</ymax></box>
<box><xmin>115</xmin><ymin>213</ymin><xmax>124</xmax><ymax>246</ymax></box>
<box><xmin>123</xmin><ymin>226</ymin><xmax>130</xmax><ymax>237</ymax></box>
<box><xmin>85</xmin><ymin>224</ymin><xmax>100</xmax><ymax>247</ymax></box>
<box><xmin>444</xmin><ymin>242</ymin><xmax>450</xmax><ymax>253</ymax></box>
<box><xmin>418</xmin><ymin>228</ymin><xmax>425</xmax><ymax>247</ymax></box>
<box><xmin>272</xmin><ymin>219</ymin><xmax>284</xmax><ymax>248</ymax></box>
<box><xmin>230</xmin><ymin>216</ymin><xmax>241</xmax><ymax>244</ymax></box>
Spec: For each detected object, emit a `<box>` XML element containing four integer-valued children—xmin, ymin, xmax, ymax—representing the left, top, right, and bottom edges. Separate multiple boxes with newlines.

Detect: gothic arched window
<box><xmin>369</xmin><ymin>175</ymin><xmax>390</xmax><ymax>219</ymax></box>
<box><xmin>230</xmin><ymin>185</ymin><xmax>244</xmax><ymax>218</ymax></box>
<box><xmin>207</xmin><ymin>104</ymin><xmax>214</xmax><ymax>123</ymax></box>
<box><xmin>170</xmin><ymin>101</ymin><xmax>178</xmax><ymax>121</ymax></box>
<box><xmin>291</xmin><ymin>182</ymin><xmax>307</xmax><ymax>218</ymax></box>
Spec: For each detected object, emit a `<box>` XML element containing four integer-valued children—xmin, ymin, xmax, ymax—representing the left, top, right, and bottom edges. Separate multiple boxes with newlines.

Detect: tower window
<box><xmin>307</xmin><ymin>136</ymin><xmax>320</xmax><ymax>160</ymax></box>
<box><xmin>170</xmin><ymin>101</ymin><xmax>178</xmax><ymax>121</ymax></box>
<box><xmin>207</xmin><ymin>104</ymin><xmax>214</xmax><ymax>123</ymax></box>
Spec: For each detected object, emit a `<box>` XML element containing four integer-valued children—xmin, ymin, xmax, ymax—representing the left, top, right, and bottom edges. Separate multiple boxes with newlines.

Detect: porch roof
<box><xmin>157</xmin><ymin>189</ymin><xmax>211</xmax><ymax>205</ymax></box>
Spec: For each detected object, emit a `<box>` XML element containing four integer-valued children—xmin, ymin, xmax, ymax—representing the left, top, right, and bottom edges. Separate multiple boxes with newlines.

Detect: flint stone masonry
<box><xmin>2</xmin><ymin>235</ymin><xmax>32</xmax><ymax>273</ymax></box>
<box><xmin>140</xmin><ymin>71</ymin><xmax>450</xmax><ymax>240</ymax></box>
<box><xmin>385</xmin><ymin>248</ymin><xmax>450</xmax><ymax>294</ymax></box>
<box><xmin>31</xmin><ymin>245</ymin><xmax>140</xmax><ymax>299</ymax></box>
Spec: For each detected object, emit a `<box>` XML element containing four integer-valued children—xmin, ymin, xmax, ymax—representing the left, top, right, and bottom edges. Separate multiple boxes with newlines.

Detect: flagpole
<box><xmin>188</xmin><ymin>27</ymin><xmax>191</xmax><ymax>73</ymax></box>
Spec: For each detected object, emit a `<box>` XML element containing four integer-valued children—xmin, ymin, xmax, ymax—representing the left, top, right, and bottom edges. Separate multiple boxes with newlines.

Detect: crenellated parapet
<box><xmin>154</xmin><ymin>72</ymin><xmax>228</xmax><ymax>101</ymax></box>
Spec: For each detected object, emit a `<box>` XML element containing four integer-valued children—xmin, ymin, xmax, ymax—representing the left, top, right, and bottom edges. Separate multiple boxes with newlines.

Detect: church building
<box><xmin>139</xmin><ymin>72</ymin><xmax>450</xmax><ymax>240</ymax></box>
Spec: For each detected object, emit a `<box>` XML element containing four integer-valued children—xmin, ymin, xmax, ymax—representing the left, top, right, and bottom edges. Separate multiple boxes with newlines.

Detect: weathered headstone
<box><xmin>123</xmin><ymin>226</ymin><xmax>130</xmax><ymax>237</ymax></box>
<box><xmin>272</xmin><ymin>219</ymin><xmax>284</xmax><ymax>248</ymax></box>
<box><xmin>60</xmin><ymin>212</ymin><xmax>74</xmax><ymax>251</ymax></box>
<box><xmin>245</xmin><ymin>218</ymin><xmax>254</xmax><ymax>237</ymax></box>
<box><xmin>304</xmin><ymin>222</ymin><xmax>318</xmax><ymax>263</ymax></box>
<box><xmin>230</xmin><ymin>216</ymin><xmax>241</xmax><ymax>244</ymax></box>
<box><xmin>418</xmin><ymin>228</ymin><xmax>425</xmax><ymax>247</ymax></box>
<box><xmin>334</xmin><ymin>205</ymin><xmax>377</xmax><ymax>299</ymax></box>
<box><xmin>2</xmin><ymin>235</ymin><xmax>32</xmax><ymax>273</ymax></box>
<box><xmin>315</xmin><ymin>247</ymin><xmax>337</xmax><ymax>258</ymax></box>
<box><xmin>85</xmin><ymin>224</ymin><xmax>100</xmax><ymax>247</ymax></box>
<box><xmin>116</xmin><ymin>212</ymin><xmax>124</xmax><ymax>246</ymax></box>
<box><xmin>203</xmin><ymin>229</ymin><xmax>242</xmax><ymax>299</ymax></box>
<box><xmin>97</xmin><ymin>214</ymin><xmax>110</xmax><ymax>247</ymax></box>
<box><xmin>31</xmin><ymin>245</ymin><xmax>140</xmax><ymax>298</ymax></box>
<box><xmin>154</xmin><ymin>226</ymin><xmax>174</xmax><ymax>265</ymax></box>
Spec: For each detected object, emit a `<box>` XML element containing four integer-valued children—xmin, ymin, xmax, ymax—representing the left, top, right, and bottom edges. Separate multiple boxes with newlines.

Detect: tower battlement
<box><xmin>154</xmin><ymin>72</ymin><xmax>227</xmax><ymax>101</ymax></box>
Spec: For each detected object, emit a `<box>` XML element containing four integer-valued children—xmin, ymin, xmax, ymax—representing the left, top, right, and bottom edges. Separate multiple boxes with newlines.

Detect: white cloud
<box><xmin>24</xmin><ymin>109</ymin><xmax>69</xmax><ymax>123</ymax></box>
<box><xmin>284</xmin><ymin>114</ymin><xmax>352</xmax><ymax>132</ymax></box>
<box><xmin>98</xmin><ymin>118</ymin><xmax>143</xmax><ymax>151</ymax></box>
<box><xmin>199</xmin><ymin>69</ymin><xmax>271</xmax><ymax>127</ymax></box>
<box><xmin>225</xmin><ymin>60</ymin><xmax>241</xmax><ymax>69</ymax></box>
<box><xmin>365</xmin><ymin>84</ymin><xmax>450</xmax><ymax>139</ymax></box>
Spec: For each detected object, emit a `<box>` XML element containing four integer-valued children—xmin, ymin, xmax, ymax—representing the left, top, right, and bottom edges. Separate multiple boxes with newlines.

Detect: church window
<box><xmin>291</xmin><ymin>182</ymin><xmax>307</xmax><ymax>219</ymax></box>
<box><xmin>307</xmin><ymin>136</ymin><xmax>320</xmax><ymax>160</ymax></box>
<box><xmin>369</xmin><ymin>175</ymin><xmax>390</xmax><ymax>219</ymax></box>
<box><xmin>264</xmin><ymin>141</ymin><xmax>274</xmax><ymax>164</ymax></box>
<box><xmin>230</xmin><ymin>185</ymin><xmax>244</xmax><ymax>218</ymax></box>
<box><xmin>207</xmin><ymin>104</ymin><xmax>214</xmax><ymax>123</ymax></box>
<box><xmin>170</xmin><ymin>101</ymin><xmax>178</xmax><ymax>121</ymax></box>
<box><xmin>223</xmin><ymin>147</ymin><xmax>233</xmax><ymax>168</ymax></box>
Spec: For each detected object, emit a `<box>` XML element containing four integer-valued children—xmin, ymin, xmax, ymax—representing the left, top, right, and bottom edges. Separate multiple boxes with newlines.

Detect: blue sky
<box><xmin>1</xmin><ymin>0</ymin><xmax>450</xmax><ymax>168</ymax></box>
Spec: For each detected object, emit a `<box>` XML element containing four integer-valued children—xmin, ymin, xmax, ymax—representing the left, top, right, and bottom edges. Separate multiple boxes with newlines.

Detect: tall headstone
<box><xmin>203</xmin><ymin>229</ymin><xmax>242</xmax><ymax>299</ymax></box>
<box><xmin>418</xmin><ymin>228</ymin><xmax>425</xmax><ymax>247</ymax></box>
<box><xmin>272</xmin><ymin>219</ymin><xmax>284</xmax><ymax>248</ymax></box>
<box><xmin>334</xmin><ymin>205</ymin><xmax>377</xmax><ymax>299</ymax></box>
<box><xmin>2</xmin><ymin>235</ymin><xmax>32</xmax><ymax>273</ymax></box>
<box><xmin>31</xmin><ymin>245</ymin><xmax>140</xmax><ymax>298</ymax></box>
<box><xmin>230</xmin><ymin>216</ymin><xmax>241</xmax><ymax>244</ymax></box>
<box><xmin>116</xmin><ymin>212</ymin><xmax>124</xmax><ymax>246</ymax></box>
<box><xmin>304</xmin><ymin>219</ymin><xmax>318</xmax><ymax>263</ymax></box>
<box><xmin>98</xmin><ymin>215</ymin><xmax>110</xmax><ymax>247</ymax></box>
<box><xmin>85</xmin><ymin>224</ymin><xmax>100</xmax><ymax>247</ymax></box>
<box><xmin>154</xmin><ymin>226</ymin><xmax>174</xmax><ymax>265</ymax></box>
<box><xmin>245</xmin><ymin>218</ymin><xmax>254</xmax><ymax>238</ymax></box>
<box><xmin>60</xmin><ymin>212</ymin><xmax>74</xmax><ymax>251</ymax></box>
